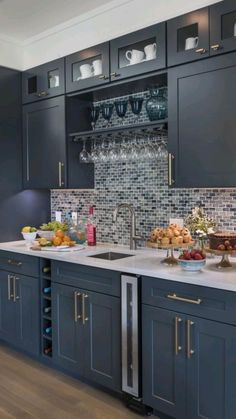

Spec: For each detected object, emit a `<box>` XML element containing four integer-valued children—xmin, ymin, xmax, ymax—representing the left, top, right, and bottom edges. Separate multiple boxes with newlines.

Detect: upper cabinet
<box><xmin>110</xmin><ymin>23</ymin><xmax>166</xmax><ymax>81</ymax></box>
<box><xmin>65</xmin><ymin>43</ymin><xmax>110</xmax><ymax>93</ymax></box>
<box><xmin>210</xmin><ymin>0</ymin><xmax>236</xmax><ymax>55</ymax></box>
<box><xmin>167</xmin><ymin>7</ymin><xmax>209</xmax><ymax>66</ymax></box>
<box><xmin>22</xmin><ymin>58</ymin><xmax>65</xmax><ymax>104</ymax></box>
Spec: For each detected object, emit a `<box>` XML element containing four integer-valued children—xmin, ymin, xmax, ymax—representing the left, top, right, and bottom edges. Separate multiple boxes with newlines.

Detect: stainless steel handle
<box><xmin>195</xmin><ymin>48</ymin><xmax>207</xmax><ymax>54</ymax></box>
<box><xmin>167</xmin><ymin>293</ymin><xmax>202</xmax><ymax>305</ymax></box>
<box><xmin>211</xmin><ymin>44</ymin><xmax>221</xmax><ymax>51</ymax></box>
<box><xmin>168</xmin><ymin>153</ymin><xmax>175</xmax><ymax>186</ymax></box>
<box><xmin>58</xmin><ymin>162</ymin><xmax>64</xmax><ymax>187</ymax></box>
<box><xmin>110</xmin><ymin>72</ymin><xmax>120</xmax><ymax>78</ymax></box>
<box><xmin>7</xmin><ymin>275</ymin><xmax>14</xmax><ymax>300</ymax></box>
<box><xmin>7</xmin><ymin>259</ymin><xmax>22</xmax><ymax>267</ymax></box>
<box><xmin>175</xmin><ymin>317</ymin><xmax>182</xmax><ymax>355</ymax></box>
<box><xmin>13</xmin><ymin>277</ymin><xmax>20</xmax><ymax>302</ymax></box>
<box><xmin>74</xmin><ymin>292</ymin><xmax>81</xmax><ymax>322</ymax></box>
<box><xmin>187</xmin><ymin>320</ymin><xmax>195</xmax><ymax>358</ymax></box>
<box><xmin>98</xmin><ymin>74</ymin><xmax>109</xmax><ymax>80</ymax></box>
<box><xmin>82</xmin><ymin>293</ymin><xmax>88</xmax><ymax>325</ymax></box>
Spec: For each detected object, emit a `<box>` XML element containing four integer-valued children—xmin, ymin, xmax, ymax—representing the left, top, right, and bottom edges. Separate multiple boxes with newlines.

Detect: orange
<box><xmin>55</xmin><ymin>230</ymin><xmax>65</xmax><ymax>239</ymax></box>
<box><xmin>63</xmin><ymin>235</ymin><xmax>71</xmax><ymax>242</ymax></box>
<box><xmin>52</xmin><ymin>236</ymin><xmax>62</xmax><ymax>246</ymax></box>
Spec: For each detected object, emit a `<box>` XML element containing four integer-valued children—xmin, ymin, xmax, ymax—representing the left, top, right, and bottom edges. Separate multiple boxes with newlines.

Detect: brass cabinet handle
<box><xmin>211</xmin><ymin>44</ymin><xmax>221</xmax><ymax>51</ymax></box>
<box><xmin>168</xmin><ymin>153</ymin><xmax>175</xmax><ymax>186</ymax></box>
<box><xmin>98</xmin><ymin>74</ymin><xmax>109</xmax><ymax>80</ymax></box>
<box><xmin>82</xmin><ymin>293</ymin><xmax>89</xmax><ymax>325</ymax></box>
<box><xmin>74</xmin><ymin>292</ymin><xmax>81</xmax><ymax>322</ymax></box>
<box><xmin>35</xmin><ymin>91</ymin><xmax>49</xmax><ymax>98</ymax></box>
<box><xmin>187</xmin><ymin>320</ymin><xmax>195</xmax><ymax>359</ymax></box>
<box><xmin>110</xmin><ymin>72</ymin><xmax>120</xmax><ymax>78</ymax></box>
<box><xmin>175</xmin><ymin>317</ymin><xmax>182</xmax><ymax>355</ymax></box>
<box><xmin>7</xmin><ymin>275</ymin><xmax>14</xmax><ymax>300</ymax></box>
<box><xmin>58</xmin><ymin>162</ymin><xmax>65</xmax><ymax>187</ymax></box>
<box><xmin>167</xmin><ymin>293</ymin><xmax>202</xmax><ymax>305</ymax></box>
<box><xmin>7</xmin><ymin>259</ymin><xmax>22</xmax><ymax>267</ymax></box>
<box><xmin>195</xmin><ymin>48</ymin><xmax>207</xmax><ymax>54</ymax></box>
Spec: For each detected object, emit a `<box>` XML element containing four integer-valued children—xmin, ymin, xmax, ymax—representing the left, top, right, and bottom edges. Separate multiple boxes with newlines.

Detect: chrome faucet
<box><xmin>113</xmin><ymin>203</ymin><xmax>143</xmax><ymax>250</ymax></box>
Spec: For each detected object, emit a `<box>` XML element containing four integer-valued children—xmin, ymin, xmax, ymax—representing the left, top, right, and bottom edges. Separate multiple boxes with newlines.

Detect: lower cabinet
<box><xmin>142</xmin><ymin>305</ymin><xmax>236</xmax><ymax>419</ymax></box>
<box><xmin>52</xmin><ymin>282</ymin><xmax>121</xmax><ymax>392</ymax></box>
<box><xmin>0</xmin><ymin>270</ymin><xmax>40</xmax><ymax>355</ymax></box>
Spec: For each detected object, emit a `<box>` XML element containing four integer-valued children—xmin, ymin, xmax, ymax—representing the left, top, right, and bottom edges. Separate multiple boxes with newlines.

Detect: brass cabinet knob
<box><xmin>211</xmin><ymin>44</ymin><xmax>222</xmax><ymax>51</ymax></box>
<box><xmin>195</xmin><ymin>48</ymin><xmax>207</xmax><ymax>54</ymax></box>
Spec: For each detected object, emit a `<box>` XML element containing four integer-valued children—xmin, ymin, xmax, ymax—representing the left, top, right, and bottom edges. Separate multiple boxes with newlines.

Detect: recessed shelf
<box><xmin>43</xmin><ymin>334</ymin><xmax>52</xmax><ymax>341</ymax></box>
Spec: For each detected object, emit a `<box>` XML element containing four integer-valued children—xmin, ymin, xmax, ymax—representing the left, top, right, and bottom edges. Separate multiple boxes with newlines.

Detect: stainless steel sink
<box><xmin>88</xmin><ymin>251</ymin><xmax>134</xmax><ymax>261</ymax></box>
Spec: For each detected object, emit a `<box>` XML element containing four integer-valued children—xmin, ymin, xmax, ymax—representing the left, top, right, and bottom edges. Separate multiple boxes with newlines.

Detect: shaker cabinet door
<box><xmin>142</xmin><ymin>305</ymin><xmax>186</xmax><ymax>419</ymax></box>
<box><xmin>23</xmin><ymin>96</ymin><xmax>66</xmax><ymax>189</ymax></box>
<box><xmin>167</xmin><ymin>7</ymin><xmax>209</xmax><ymax>66</ymax></box>
<box><xmin>0</xmin><ymin>271</ymin><xmax>17</xmax><ymax>345</ymax></box>
<box><xmin>210</xmin><ymin>0</ymin><xmax>236</xmax><ymax>56</ymax></box>
<box><xmin>110</xmin><ymin>23</ymin><xmax>166</xmax><ymax>81</ymax></box>
<box><xmin>186</xmin><ymin>316</ymin><xmax>236</xmax><ymax>419</ymax></box>
<box><xmin>168</xmin><ymin>52</ymin><xmax>236</xmax><ymax>188</ymax></box>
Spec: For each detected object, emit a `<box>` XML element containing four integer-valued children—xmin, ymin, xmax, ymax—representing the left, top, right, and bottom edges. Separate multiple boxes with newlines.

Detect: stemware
<box><xmin>129</xmin><ymin>96</ymin><xmax>144</xmax><ymax>123</ymax></box>
<box><xmin>79</xmin><ymin>140</ymin><xmax>90</xmax><ymax>163</ymax></box>
<box><xmin>114</xmin><ymin>100</ymin><xmax>128</xmax><ymax>125</ymax></box>
<box><xmin>90</xmin><ymin>139</ymin><xmax>99</xmax><ymax>163</ymax></box>
<box><xmin>101</xmin><ymin>103</ymin><xmax>114</xmax><ymax>128</ymax></box>
<box><xmin>157</xmin><ymin>141</ymin><xmax>168</xmax><ymax>160</ymax></box>
<box><xmin>90</xmin><ymin>105</ymin><xmax>100</xmax><ymax>130</ymax></box>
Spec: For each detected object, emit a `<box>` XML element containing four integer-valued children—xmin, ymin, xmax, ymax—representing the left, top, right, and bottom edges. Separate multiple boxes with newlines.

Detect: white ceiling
<box><xmin>0</xmin><ymin>0</ymin><xmax>112</xmax><ymax>43</ymax></box>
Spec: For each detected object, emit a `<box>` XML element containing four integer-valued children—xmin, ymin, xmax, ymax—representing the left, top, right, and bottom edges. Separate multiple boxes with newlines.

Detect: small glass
<box><xmin>115</xmin><ymin>99</ymin><xmax>128</xmax><ymax>125</ymax></box>
<box><xmin>101</xmin><ymin>103</ymin><xmax>114</xmax><ymax>128</ymax></box>
<box><xmin>90</xmin><ymin>105</ymin><xmax>100</xmax><ymax>130</ymax></box>
<box><xmin>129</xmin><ymin>96</ymin><xmax>144</xmax><ymax>122</ymax></box>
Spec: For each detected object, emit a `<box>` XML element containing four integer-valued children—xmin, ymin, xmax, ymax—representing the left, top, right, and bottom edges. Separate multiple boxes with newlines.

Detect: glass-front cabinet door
<box><xmin>65</xmin><ymin>42</ymin><xmax>110</xmax><ymax>93</ymax></box>
<box><xmin>110</xmin><ymin>23</ymin><xmax>166</xmax><ymax>81</ymax></box>
<box><xmin>167</xmin><ymin>7</ymin><xmax>209</xmax><ymax>67</ymax></box>
<box><xmin>22</xmin><ymin>58</ymin><xmax>65</xmax><ymax>104</ymax></box>
<box><xmin>210</xmin><ymin>0</ymin><xmax>236</xmax><ymax>55</ymax></box>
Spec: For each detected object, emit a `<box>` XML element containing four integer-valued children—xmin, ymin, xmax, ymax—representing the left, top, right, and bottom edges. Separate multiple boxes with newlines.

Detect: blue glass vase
<box><xmin>146</xmin><ymin>87</ymin><xmax>167</xmax><ymax>121</ymax></box>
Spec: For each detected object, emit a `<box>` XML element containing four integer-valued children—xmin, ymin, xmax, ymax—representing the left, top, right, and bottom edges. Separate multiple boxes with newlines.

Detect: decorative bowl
<box><xmin>22</xmin><ymin>232</ymin><xmax>37</xmax><ymax>241</ymax></box>
<box><xmin>178</xmin><ymin>258</ymin><xmax>206</xmax><ymax>272</ymax></box>
<box><xmin>37</xmin><ymin>230</ymin><xmax>55</xmax><ymax>240</ymax></box>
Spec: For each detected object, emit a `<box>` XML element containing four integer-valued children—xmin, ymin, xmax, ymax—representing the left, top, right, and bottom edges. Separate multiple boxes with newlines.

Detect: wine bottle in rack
<box><xmin>42</xmin><ymin>266</ymin><xmax>51</xmax><ymax>274</ymax></box>
<box><xmin>44</xmin><ymin>347</ymin><xmax>52</xmax><ymax>355</ymax></box>
<box><xmin>43</xmin><ymin>286</ymin><xmax>51</xmax><ymax>295</ymax></box>
<box><xmin>44</xmin><ymin>306</ymin><xmax>51</xmax><ymax>314</ymax></box>
<box><xmin>44</xmin><ymin>326</ymin><xmax>52</xmax><ymax>335</ymax></box>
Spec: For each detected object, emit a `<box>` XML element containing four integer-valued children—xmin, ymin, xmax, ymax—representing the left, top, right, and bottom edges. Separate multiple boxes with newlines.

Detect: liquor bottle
<box><xmin>87</xmin><ymin>206</ymin><xmax>96</xmax><ymax>246</ymax></box>
<box><xmin>44</xmin><ymin>347</ymin><xmax>52</xmax><ymax>355</ymax></box>
<box><xmin>44</xmin><ymin>326</ymin><xmax>52</xmax><ymax>335</ymax></box>
<box><xmin>43</xmin><ymin>287</ymin><xmax>51</xmax><ymax>295</ymax></box>
<box><xmin>42</xmin><ymin>266</ymin><xmax>51</xmax><ymax>274</ymax></box>
<box><xmin>44</xmin><ymin>306</ymin><xmax>51</xmax><ymax>314</ymax></box>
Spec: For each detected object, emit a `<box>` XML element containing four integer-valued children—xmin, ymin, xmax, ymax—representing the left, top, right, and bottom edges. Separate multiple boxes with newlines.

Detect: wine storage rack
<box><xmin>40</xmin><ymin>259</ymin><xmax>53</xmax><ymax>359</ymax></box>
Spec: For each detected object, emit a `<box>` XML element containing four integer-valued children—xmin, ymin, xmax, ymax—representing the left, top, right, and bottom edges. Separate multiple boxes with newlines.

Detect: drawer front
<box><xmin>0</xmin><ymin>251</ymin><xmax>39</xmax><ymax>277</ymax></box>
<box><xmin>142</xmin><ymin>276</ymin><xmax>236</xmax><ymax>325</ymax></box>
<box><xmin>51</xmin><ymin>261</ymin><xmax>120</xmax><ymax>297</ymax></box>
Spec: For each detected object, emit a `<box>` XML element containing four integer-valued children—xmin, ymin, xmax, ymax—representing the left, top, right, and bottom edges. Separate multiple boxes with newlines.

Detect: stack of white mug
<box><xmin>125</xmin><ymin>42</ymin><xmax>157</xmax><ymax>65</ymax></box>
<box><xmin>78</xmin><ymin>59</ymin><xmax>102</xmax><ymax>80</ymax></box>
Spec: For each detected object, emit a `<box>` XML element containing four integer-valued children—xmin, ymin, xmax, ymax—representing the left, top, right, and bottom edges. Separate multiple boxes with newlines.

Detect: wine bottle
<box><xmin>44</xmin><ymin>326</ymin><xmax>52</xmax><ymax>335</ymax></box>
<box><xmin>44</xmin><ymin>306</ymin><xmax>51</xmax><ymax>314</ymax></box>
<box><xmin>44</xmin><ymin>347</ymin><xmax>52</xmax><ymax>355</ymax></box>
<box><xmin>43</xmin><ymin>287</ymin><xmax>51</xmax><ymax>295</ymax></box>
<box><xmin>87</xmin><ymin>206</ymin><xmax>96</xmax><ymax>246</ymax></box>
<box><xmin>42</xmin><ymin>266</ymin><xmax>51</xmax><ymax>274</ymax></box>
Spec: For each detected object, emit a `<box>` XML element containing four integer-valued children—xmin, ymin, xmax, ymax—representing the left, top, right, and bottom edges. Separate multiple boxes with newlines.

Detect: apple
<box><xmin>224</xmin><ymin>240</ymin><xmax>230</xmax><ymax>247</ymax></box>
<box><xmin>194</xmin><ymin>253</ymin><xmax>203</xmax><ymax>260</ymax></box>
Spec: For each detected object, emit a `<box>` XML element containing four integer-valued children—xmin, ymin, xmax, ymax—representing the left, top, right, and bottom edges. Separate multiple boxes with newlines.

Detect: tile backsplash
<box><xmin>51</xmin><ymin>158</ymin><xmax>236</xmax><ymax>246</ymax></box>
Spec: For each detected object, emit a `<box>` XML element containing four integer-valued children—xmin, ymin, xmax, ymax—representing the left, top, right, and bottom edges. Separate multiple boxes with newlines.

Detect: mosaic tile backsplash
<box><xmin>51</xmin><ymin>91</ymin><xmax>236</xmax><ymax>246</ymax></box>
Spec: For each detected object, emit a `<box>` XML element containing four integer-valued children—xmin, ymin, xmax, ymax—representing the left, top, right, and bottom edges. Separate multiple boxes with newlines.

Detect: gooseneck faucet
<box><xmin>113</xmin><ymin>203</ymin><xmax>142</xmax><ymax>250</ymax></box>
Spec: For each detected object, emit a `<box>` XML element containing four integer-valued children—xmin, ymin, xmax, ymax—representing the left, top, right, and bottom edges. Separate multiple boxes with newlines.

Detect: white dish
<box><xmin>42</xmin><ymin>244</ymin><xmax>85</xmax><ymax>252</ymax></box>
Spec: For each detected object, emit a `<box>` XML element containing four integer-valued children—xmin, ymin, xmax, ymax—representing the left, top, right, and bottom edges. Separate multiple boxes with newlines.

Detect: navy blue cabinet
<box><xmin>22</xmin><ymin>58</ymin><xmax>65</xmax><ymax>104</ymax></box>
<box><xmin>168</xmin><ymin>52</ymin><xmax>236</xmax><ymax>188</ymax></box>
<box><xmin>0</xmin><ymin>270</ymin><xmax>40</xmax><ymax>355</ymax></box>
<box><xmin>52</xmin><ymin>282</ymin><xmax>121</xmax><ymax>392</ymax></box>
<box><xmin>210</xmin><ymin>0</ymin><xmax>236</xmax><ymax>56</ymax></box>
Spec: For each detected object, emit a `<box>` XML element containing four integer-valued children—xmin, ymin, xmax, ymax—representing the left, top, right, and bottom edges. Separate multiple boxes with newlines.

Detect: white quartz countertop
<box><xmin>1</xmin><ymin>241</ymin><xmax>236</xmax><ymax>292</ymax></box>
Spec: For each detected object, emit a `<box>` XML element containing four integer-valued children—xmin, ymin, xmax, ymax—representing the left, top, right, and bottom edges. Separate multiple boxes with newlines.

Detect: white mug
<box><xmin>50</xmin><ymin>74</ymin><xmax>59</xmax><ymax>88</ymax></box>
<box><xmin>92</xmin><ymin>59</ymin><xmax>102</xmax><ymax>76</ymax></box>
<box><xmin>234</xmin><ymin>22</ymin><xmax>236</xmax><ymax>37</ymax></box>
<box><xmin>126</xmin><ymin>49</ymin><xmax>145</xmax><ymax>65</ymax></box>
<box><xmin>144</xmin><ymin>43</ymin><xmax>157</xmax><ymax>60</ymax></box>
<box><xmin>185</xmin><ymin>37</ymin><xmax>199</xmax><ymax>50</ymax></box>
<box><xmin>80</xmin><ymin>63</ymin><xmax>93</xmax><ymax>79</ymax></box>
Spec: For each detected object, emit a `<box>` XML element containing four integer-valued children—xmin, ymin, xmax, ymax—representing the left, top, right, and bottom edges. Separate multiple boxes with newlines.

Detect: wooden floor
<box><xmin>0</xmin><ymin>346</ymin><xmax>142</xmax><ymax>419</ymax></box>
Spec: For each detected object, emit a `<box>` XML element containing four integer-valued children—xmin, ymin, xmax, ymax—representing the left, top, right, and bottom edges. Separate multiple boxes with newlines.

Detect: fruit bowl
<box><xmin>22</xmin><ymin>232</ymin><xmax>37</xmax><ymax>241</ymax></box>
<box><xmin>178</xmin><ymin>258</ymin><xmax>206</xmax><ymax>272</ymax></box>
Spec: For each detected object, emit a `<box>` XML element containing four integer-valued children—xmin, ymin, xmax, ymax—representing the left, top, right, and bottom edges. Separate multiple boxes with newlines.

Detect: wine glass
<box><xmin>90</xmin><ymin>139</ymin><xmax>99</xmax><ymax>163</ymax></box>
<box><xmin>115</xmin><ymin>99</ymin><xmax>128</xmax><ymax>125</ymax></box>
<box><xmin>79</xmin><ymin>140</ymin><xmax>90</xmax><ymax>163</ymax></box>
<box><xmin>90</xmin><ymin>105</ymin><xmax>100</xmax><ymax>130</ymax></box>
<box><xmin>101</xmin><ymin>103</ymin><xmax>114</xmax><ymax>128</ymax></box>
<box><xmin>129</xmin><ymin>96</ymin><xmax>144</xmax><ymax>123</ymax></box>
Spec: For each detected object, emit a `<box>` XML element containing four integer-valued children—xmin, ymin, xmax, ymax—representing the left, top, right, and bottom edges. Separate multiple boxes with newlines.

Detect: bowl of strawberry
<box><xmin>178</xmin><ymin>249</ymin><xmax>206</xmax><ymax>272</ymax></box>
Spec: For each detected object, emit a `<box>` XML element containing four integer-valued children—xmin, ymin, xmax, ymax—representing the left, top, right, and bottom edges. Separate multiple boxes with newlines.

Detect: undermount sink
<box><xmin>88</xmin><ymin>251</ymin><xmax>134</xmax><ymax>261</ymax></box>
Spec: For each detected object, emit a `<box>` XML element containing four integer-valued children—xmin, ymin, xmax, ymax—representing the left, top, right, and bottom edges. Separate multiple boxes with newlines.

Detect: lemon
<box><xmin>22</xmin><ymin>226</ymin><xmax>31</xmax><ymax>233</ymax></box>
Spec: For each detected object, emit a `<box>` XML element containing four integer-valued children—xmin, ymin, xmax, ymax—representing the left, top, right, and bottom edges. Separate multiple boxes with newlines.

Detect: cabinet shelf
<box><xmin>69</xmin><ymin>120</ymin><xmax>168</xmax><ymax>142</ymax></box>
<box><xmin>43</xmin><ymin>334</ymin><xmax>52</xmax><ymax>341</ymax></box>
